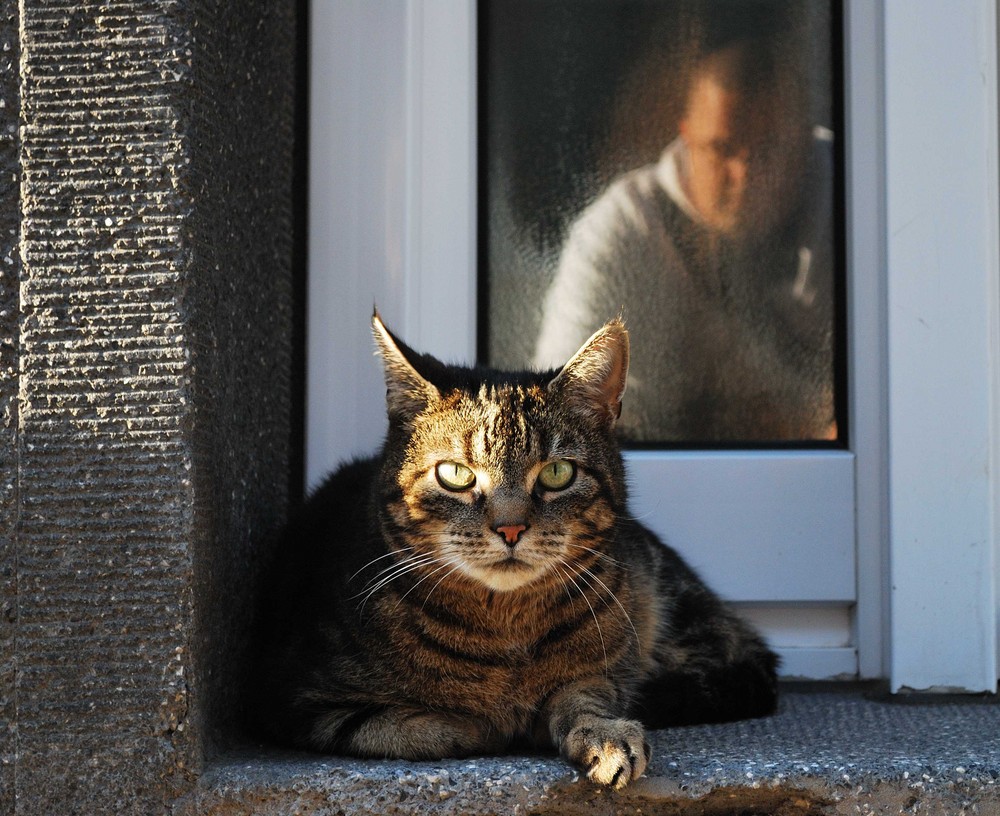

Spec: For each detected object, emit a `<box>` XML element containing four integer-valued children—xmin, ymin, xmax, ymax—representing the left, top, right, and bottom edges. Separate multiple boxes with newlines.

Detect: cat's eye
<box><xmin>537</xmin><ymin>459</ymin><xmax>576</xmax><ymax>491</ymax></box>
<box><xmin>435</xmin><ymin>461</ymin><xmax>476</xmax><ymax>491</ymax></box>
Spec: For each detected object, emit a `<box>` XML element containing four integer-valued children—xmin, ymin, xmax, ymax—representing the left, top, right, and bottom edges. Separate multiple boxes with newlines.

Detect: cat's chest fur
<box><xmin>361</xmin><ymin>557</ymin><xmax>645</xmax><ymax>730</ymax></box>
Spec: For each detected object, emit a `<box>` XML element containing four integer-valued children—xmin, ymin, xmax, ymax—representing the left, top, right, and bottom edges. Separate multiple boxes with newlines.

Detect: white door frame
<box><xmin>845</xmin><ymin>0</ymin><xmax>890</xmax><ymax>685</ymax></box>
<box><xmin>307</xmin><ymin>0</ymin><xmax>999</xmax><ymax>691</ymax></box>
<box><xmin>882</xmin><ymin>0</ymin><xmax>999</xmax><ymax>693</ymax></box>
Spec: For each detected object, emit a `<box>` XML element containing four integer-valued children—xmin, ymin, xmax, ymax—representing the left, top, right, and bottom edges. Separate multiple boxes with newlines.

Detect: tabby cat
<box><xmin>254</xmin><ymin>313</ymin><xmax>777</xmax><ymax>789</ymax></box>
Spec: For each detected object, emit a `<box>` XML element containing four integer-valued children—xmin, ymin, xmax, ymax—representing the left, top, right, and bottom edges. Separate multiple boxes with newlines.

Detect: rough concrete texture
<box><xmin>0</xmin><ymin>5</ymin><xmax>19</xmax><ymax>815</ymax></box>
<box><xmin>188</xmin><ymin>685</ymin><xmax>1000</xmax><ymax>816</ymax></box>
<box><xmin>9</xmin><ymin>0</ymin><xmax>298</xmax><ymax>813</ymax></box>
<box><xmin>16</xmin><ymin>2</ymin><xmax>202</xmax><ymax>811</ymax></box>
<box><xmin>180</xmin><ymin>0</ymin><xmax>298</xmax><ymax>757</ymax></box>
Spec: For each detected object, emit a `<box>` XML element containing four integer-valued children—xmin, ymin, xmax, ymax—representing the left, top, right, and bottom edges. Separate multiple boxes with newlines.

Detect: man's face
<box><xmin>680</xmin><ymin>75</ymin><xmax>804</xmax><ymax>236</ymax></box>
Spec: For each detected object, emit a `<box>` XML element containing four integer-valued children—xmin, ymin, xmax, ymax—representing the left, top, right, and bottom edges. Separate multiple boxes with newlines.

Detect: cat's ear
<box><xmin>372</xmin><ymin>311</ymin><xmax>440</xmax><ymax>421</ymax></box>
<box><xmin>547</xmin><ymin>319</ymin><xmax>629</xmax><ymax>427</ymax></box>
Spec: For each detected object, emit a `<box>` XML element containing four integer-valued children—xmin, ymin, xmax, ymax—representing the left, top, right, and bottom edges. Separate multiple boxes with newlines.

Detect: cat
<box><xmin>253</xmin><ymin>312</ymin><xmax>778</xmax><ymax>789</ymax></box>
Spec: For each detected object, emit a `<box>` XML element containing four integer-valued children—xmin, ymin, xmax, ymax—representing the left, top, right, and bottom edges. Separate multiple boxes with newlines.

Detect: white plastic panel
<box><xmin>777</xmin><ymin>648</ymin><xmax>858</xmax><ymax>680</ymax></box>
<box><xmin>737</xmin><ymin>604</ymin><xmax>853</xmax><ymax>648</ymax></box>
<box><xmin>626</xmin><ymin>451</ymin><xmax>855</xmax><ymax>603</ymax></box>
<box><xmin>736</xmin><ymin>604</ymin><xmax>856</xmax><ymax>680</ymax></box>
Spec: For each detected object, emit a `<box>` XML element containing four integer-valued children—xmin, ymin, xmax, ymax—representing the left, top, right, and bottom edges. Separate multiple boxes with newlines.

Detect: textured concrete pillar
<box><xmin>1</xmin><ymin>5</ymin><xmax>20</xmax><ymax>813</ymax></box>
<box><xmin>6</xmin><ymin>1</ymin><xmax>300</xmax><ymax>813</ymax></box>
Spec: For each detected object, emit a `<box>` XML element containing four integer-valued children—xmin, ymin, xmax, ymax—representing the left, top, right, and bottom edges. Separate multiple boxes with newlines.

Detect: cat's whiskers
<box><xmin>349</xmin><ymin>546</ymin><xmax>416</xmax><ymax>582</ymax></box>
<box><xmin>616</xmin><ymin>508</ymin><xmax>655</xmax><ymax>525</ymax></box>
<box><xmin>577</xmin><ymin>564</ymin><xmax>640</xmax><ymax>648</ymax></box>
<box><xmin>354</xmin><ymin>553</ymin><xmax>445</xmax><ymax>610</ymax></box>
<box><xmin>394</xmin><ymin>557</ymin><xmax>462</xmax><ymax>609</ymax></box>
<box><xmin>355</xmin><ymin>550</ymin><xmax>435</xmax><ymax>591</ymax></box>
<box><xmin>565</xmin><ymin>541</ymin><xmax>629</xmax><ymax>570</ymax></box>
<box><xmin>420</xmin><ymin>562</ymin><xmax>466</xmax><ymax>612</ymax></box>
<box><xmin>555</xmin><ymin>561</ymin><xmax>609</xmax><ymax>676</ymax></box>
<box><xmin>552</xmin><ymin>564</ymin><xmax>577</xmax><ymax>606</ymax></box>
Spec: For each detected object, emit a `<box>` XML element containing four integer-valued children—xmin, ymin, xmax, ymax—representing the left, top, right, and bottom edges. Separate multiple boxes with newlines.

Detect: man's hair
<box><xmin>688</xmin><ymin>0</ymin><xmax>809</xmax><ymax>118</ymax></box>
<box><xmin>691</xmin><ymin>40</ymin><xmax>779</xmax><ymax>101</ymax></box>
<box><xmin>686</xmin><ymin>17</ymin><xmax>810</xmax><ymax>127</ymax></box>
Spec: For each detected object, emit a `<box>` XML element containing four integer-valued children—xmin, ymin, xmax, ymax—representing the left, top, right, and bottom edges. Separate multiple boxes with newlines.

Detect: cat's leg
<box><xmin>540</xmin><ymin>679</ymin><xmax>651</xmax><ymax>789</ymax></box>
<box><xmin>309</xmin><ymin>704</ymin><xmax>504</xmax><ymax>760</ymax></box>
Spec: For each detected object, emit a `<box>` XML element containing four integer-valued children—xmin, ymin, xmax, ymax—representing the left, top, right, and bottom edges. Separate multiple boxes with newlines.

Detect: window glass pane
<box><xmin>481</xmin><ymin>0</ymin><xmax>843</xmax><ymax>446</ymax></box>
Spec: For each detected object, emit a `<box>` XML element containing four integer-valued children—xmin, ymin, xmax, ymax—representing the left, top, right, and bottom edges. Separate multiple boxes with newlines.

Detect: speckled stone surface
<box><xmin>188</xmin><ymin>684</ymin><xmax>1000</xmax><ymax>815</ymax></box>
<box><xmin>0</xmin><ymin>6</ymin><xmax>18</xmax><ymax>815</ymax></box>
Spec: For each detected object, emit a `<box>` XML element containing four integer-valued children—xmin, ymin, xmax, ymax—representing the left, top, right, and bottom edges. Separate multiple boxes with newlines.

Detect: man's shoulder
<box><xmin>569</xmin><ymin>157</ymin><xmax>682</xmax><ymax>241</ymax></box>
<box><xmin>600</xmin><ymin>158</ymin><xmax>671</xmax><ymax>208</ymax></box>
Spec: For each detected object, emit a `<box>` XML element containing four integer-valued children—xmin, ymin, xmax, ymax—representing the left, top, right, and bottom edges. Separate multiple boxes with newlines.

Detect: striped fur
<box><xmin>254</xmin><ymin>315</ymin><xmax>777</xmax><ymax>789</ymax></box>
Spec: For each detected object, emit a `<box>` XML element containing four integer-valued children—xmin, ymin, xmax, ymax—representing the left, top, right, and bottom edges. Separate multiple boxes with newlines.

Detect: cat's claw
<box><xmin>563</xmin><ymin>716</ymin><xmax>650</xmax><ymax>789</ymax></box>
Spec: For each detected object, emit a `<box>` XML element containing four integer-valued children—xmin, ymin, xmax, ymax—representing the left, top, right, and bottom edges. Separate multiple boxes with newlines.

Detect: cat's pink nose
<box><xmin>494</xmin><ymin>523</ymin><xmax>528</xmax><ymax>545</ymax></box>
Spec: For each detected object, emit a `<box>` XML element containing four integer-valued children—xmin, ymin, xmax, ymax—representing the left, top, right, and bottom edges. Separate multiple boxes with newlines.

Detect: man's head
<box><xmin>678</xmin><ymin>41</ymin><xmax>812</xmax><ymax>236</ymax></box>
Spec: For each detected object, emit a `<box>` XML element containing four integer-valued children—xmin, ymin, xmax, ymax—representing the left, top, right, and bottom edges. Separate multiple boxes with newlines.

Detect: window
<box><xmin>481</xmin><ymin>0</ymin><xmax>845</xmax><ymax>447</ymax></box>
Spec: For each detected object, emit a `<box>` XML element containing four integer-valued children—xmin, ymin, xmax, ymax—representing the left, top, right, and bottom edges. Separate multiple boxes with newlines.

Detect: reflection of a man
<box><xmin>533</xmin><ymin>39</ymin><xmax>836</xmax><ymax>443</ymax></box>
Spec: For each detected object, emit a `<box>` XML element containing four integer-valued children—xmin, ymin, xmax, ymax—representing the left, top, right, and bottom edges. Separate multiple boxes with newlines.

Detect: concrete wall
<box><xmin>1</xmin><ymin>5</ymin><xmax>20</xmax><ymax>812</ymax></box>
<box><xmin>3</xmin><ymin>1</ymin><xmax>301</xmax><ymax>813</ymax></box>
<box><xmin>182</xmin><ymin>0</ymin><xmax>300</xmax><ymax>757</ymax></box>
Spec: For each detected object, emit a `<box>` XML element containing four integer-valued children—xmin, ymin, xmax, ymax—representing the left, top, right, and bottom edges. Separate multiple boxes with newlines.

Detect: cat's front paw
<box><xmin>561</xmin><ymin>715</ymin><xmax>650</xmax><ymax>789</ymax></box>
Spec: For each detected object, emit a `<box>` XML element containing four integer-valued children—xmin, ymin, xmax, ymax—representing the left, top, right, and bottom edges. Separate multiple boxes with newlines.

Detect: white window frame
<box><xmin>307</xmin><ymin>0</ymin><xmax>999</xmax><ymax>691</ymax></box>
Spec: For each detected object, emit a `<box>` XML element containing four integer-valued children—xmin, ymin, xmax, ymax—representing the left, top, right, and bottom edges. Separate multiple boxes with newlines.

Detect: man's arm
<box><xmin>533</xmin><ymin>183</ymin><xmax>640</xmax><ymax>370</ymax></box>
